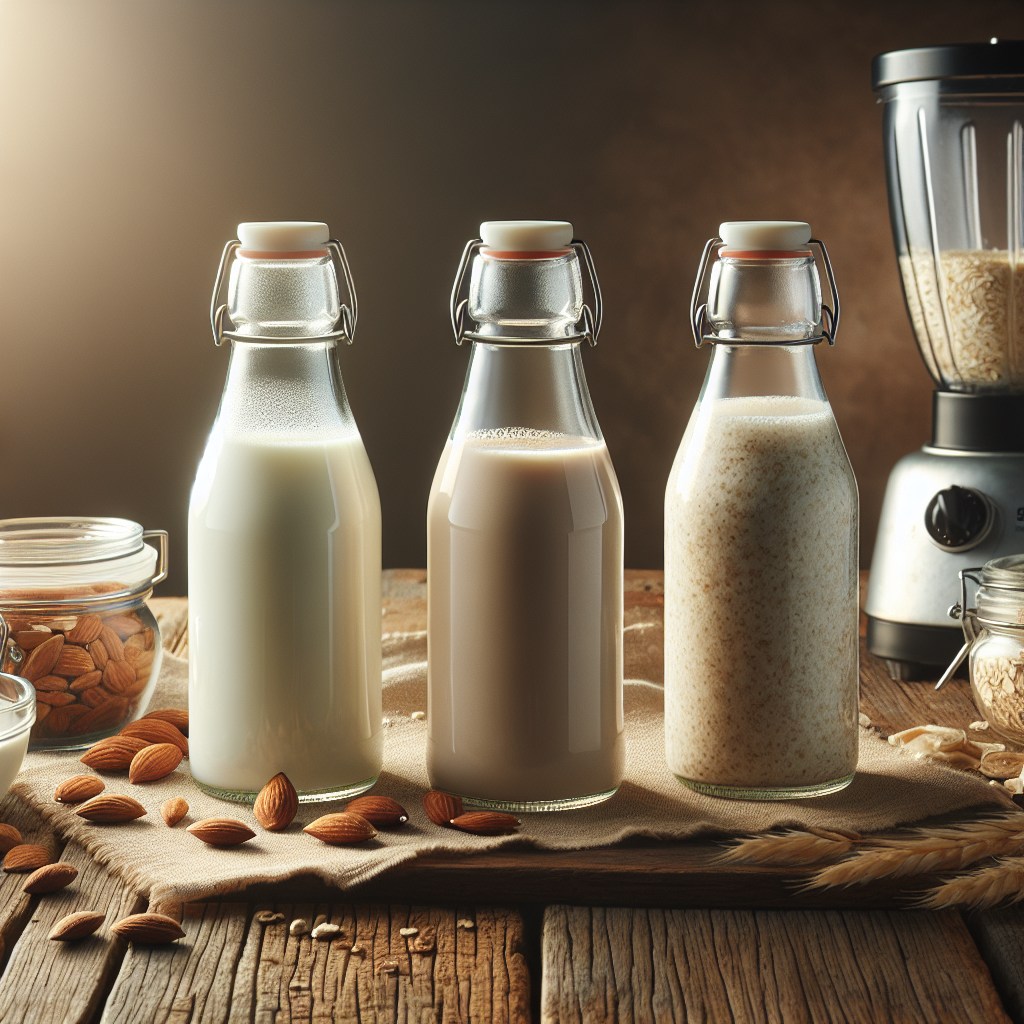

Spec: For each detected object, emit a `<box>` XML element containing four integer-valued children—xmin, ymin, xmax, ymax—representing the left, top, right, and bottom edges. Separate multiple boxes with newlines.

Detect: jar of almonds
<box><xmin>945</xmin><ymin>554</ymin><xmax>1024</xmax><ymax>745</ymax></box>
<box><xmin>0</xmin><ymin>518</ymin><xmax>167</xmax><ymax>750</ymax></box>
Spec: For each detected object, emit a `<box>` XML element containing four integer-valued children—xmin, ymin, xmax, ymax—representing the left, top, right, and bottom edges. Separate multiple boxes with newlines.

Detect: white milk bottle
<box><xmin>665</xmin><ymin>222</ymin><xmax>859</xmax><ymax>799</ymax></box>
<box><xmin>189</xmin><ymin>222</ymin><xmax>382</xmax><ymax>802</ymax></box>
<box><xmin>428</xmin><ymin>221</ymin><xmax>624</xmax><ymax>811</ymax></box>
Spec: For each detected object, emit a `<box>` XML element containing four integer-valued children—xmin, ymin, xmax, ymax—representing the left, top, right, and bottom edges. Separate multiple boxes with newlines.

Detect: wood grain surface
<box><xmin>540</xmin><ymin>905</ymin><xmax>1013</xmax><ymax>1024</ymax></box>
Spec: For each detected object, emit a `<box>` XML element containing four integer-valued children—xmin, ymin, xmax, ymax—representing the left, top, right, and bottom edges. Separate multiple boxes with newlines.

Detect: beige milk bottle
<box><xmin>189</xmin><ymin>221</ymin><xmax>382</xmax><ymax>802</ymax></box>
<box><xmin>665</xmin><ymin>221</ymin><xmax>859</xmax><ymax>800</ymax></box>
<box><xmin>428</xmin><ymin>220</ymin><xmax>624</xmax><ymax>811</ymax></box>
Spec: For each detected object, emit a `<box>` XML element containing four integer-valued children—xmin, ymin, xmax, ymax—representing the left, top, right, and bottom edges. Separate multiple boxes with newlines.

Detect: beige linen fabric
<box><xmin>10</xmin><ymin>627</ymin><xmax>1012</xmax><ymax>906</ymax></box>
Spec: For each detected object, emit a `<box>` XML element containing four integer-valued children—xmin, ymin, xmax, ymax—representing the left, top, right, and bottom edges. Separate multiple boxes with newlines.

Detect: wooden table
<box><xmin>0</xmin><ymin>571</ymin><xmax>1019</xmax><ymax>1023</ymax></box>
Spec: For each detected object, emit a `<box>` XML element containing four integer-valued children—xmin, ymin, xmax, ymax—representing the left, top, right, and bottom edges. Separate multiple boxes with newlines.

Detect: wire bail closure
<box><xmin>449</xmin><ymin>239</ymin><xmax>603</xmax><ymax>347</ymax></box>
<box><xmin>688</xmin><ymin>236</ymin><xmax>840</xmax><ymax>349</ymax></box>
<box><xmin>209</xmin><ymin>239</ymin><xmax>358</xmax><ymax>347</ymax></box>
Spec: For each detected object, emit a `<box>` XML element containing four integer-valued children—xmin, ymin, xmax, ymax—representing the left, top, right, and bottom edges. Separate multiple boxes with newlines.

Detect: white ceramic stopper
<box><xmin>237</xmin><ymin>221</ymin><xmax>330</xmax><ymax>251</ymax></box>
<box><xmin>719</xmin><ymin>221</ymin><xmax>811</xmax><ymax>250</ymax></box>
<box><xmin>480</xmin><ymin>220</ymin><xmax>573</xmax><ymax>251</ymax></box>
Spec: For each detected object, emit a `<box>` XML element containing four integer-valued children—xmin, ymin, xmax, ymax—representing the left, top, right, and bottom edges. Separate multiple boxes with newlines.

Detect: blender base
<box><xmin>865</xmin><ymin>615</ymin><xmax>965</xmax><ymax>680</ymax></box>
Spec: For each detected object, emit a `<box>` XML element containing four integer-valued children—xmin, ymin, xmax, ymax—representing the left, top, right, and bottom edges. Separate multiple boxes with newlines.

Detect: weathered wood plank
<box><xmin>220</xmin><ymin>903</ymin><xmax>529</xmax><ymax>1023</ymax></box>
<box><xmin>0</xmin><ymin>792</ymin><xmax>62</xmax><ymax>965</ymax></box>
<box><xmin>541</xmin><ymin>905</ymin><xmax>1012</xmax><ymax>1024</ymax></box>
<box><xmin>0</xmin><ymin>841</ymin><xmax>142</xmax><ymax>1024</ymax></box>
<box><xmin>964</xmin><ymin>906</ymin><xmax>1024</xmax><ymax>1024</ymax></box>
<box><xmin>99</xmin><ymin>902</ymin><xmax>248</xmax><ymax>1024</ymax></box>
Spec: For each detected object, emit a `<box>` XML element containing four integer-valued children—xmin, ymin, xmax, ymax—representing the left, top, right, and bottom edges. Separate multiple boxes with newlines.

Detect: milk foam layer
<box><xmin>665</xmin><ymin>395</ymin><xmax>859</xmax><ymax>789</ymax></box>
<box><xmin>427</xmin><ymin>429</ymin><xmax>624</xmax><ymax>804</ymax></box>
<box><xmin>188</xmin><ymin>431</ymin><xmax>382</xmax><ymax>795</ymax></box>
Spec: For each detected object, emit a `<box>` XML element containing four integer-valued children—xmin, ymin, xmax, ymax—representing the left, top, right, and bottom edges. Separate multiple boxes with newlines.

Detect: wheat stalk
<box><xmin>804</xmin><ymin>813</ymin><xmax>1024</xmax><ymax>890</ymax></box>
<box><xmin>719</xmin><ymin>827</ymin><xmax>860</xmax><ymax>867</ymax></box>
<box><xmin>918</xmin><ymin>857</ymin><xmax>1024</xmax><ymax>910</ymax></box>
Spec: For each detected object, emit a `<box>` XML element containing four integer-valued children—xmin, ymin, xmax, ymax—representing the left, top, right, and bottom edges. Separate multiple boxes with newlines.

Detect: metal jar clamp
<box><xmin>449</xmin><ymin>238</ymin><xmax>603</xmax><ymax>346</ymax></box>
<box><xmin>689</xmin><ymin>236</ymin><xmax>840</xmax><ymax>348</ymax></box>
<box><xmin>209</xmin><ymin>239</ymin><xmax>358</xmax><ymax>347</ymax></box>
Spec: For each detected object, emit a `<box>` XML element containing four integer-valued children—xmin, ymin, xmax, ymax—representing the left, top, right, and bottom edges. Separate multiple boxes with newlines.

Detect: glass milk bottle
<box><xmin>665</xmin><ymin>221</ymin><xmax>859</xmax><ymax>799</ymax></box>
<box><xmin>189</xmin><ymin>221</ymin><xmax>382</xmax><ymax>802</ymax></box>
<box><xmin>428</xmin><ymin>220</ymin><xmax>624</xmax><ymax>811</ymax></box>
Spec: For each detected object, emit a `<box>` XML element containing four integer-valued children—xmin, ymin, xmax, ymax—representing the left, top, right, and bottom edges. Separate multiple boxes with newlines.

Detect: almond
<box><xmin>105</xmin><ymin>615</ymin><xmax>144</xmax><ymax>640</ymax></box>
<box><xmin>21</xmin><ymin>634</ymin><xmax>64</xmax><ymax>681</ymax></box>
<box><xmin>111</xmin><ymin>912</ymin><xmax>185</xmax><ymax>944</ymax></box>
<box><xmin>0</xmin><ymin>823</ymin><xmax>23</xmax><ymax>853</ymax></box>
<box><xmin>102</xmin><ymin>659</ymin><xmax>137</xmax><ymax>695</ymax></box>
<box><xmin>80</xmin><ymin>735</ymin><xmax>149</xmax><ymax>771</ymax></box>
<box><xmin>23</xmin><ymin>862</ymin><xmax>78</xmax><ymax>894</ymax></box>
<box><xmin>37</xmin><ymin>691</ymin><xmax>76</xmax><ymax>707</ymax></box>
<box><xmin>69</xmin><ymin>698</ymin><xmax>130</xmax><ymax>734</ymax></box>
<box><xmin>4</xmin><ymin>844</ymin><xmax>52</xmax><ymax>872</ymax></box>
<box><xmin>88</xmin><ymin>640</ymin><xmax>109</xmax><ymax>670</ymax></box>
<box><xmin>449</xmin><ymin>811</ymin><xmax>520</xmax><ymax>835</ymax></box>
<box><xmin>186</xmin><ymin>818</ymin><xmax>255</xmax><ymax>846</ymax></box>
<box><xmin>303</xmin><ymin>812</ymin><xmax>377</xmax><ymax>845</ymax></box>
<box><xmin>33</xmin><ymin>675</ymin><xmax>69</xmax><ymax>692</ymax></box>
<box><xmin>142</xmin><ymin>708</ymin><xmax>189</xmax><ymax>735</ymax></box>
<box><xmin>253</xmin><ymin>773</ymin><xmax>298</xmax><ymax>831</ymax></box>
<box><xmin>54</xmin><ymin>775</ymin><xmax>105</xmax><ymax>803</ymax></box>
<box><xmin>34</xmin><ymin>702</ymin><xmax>52</xmax><ymax>723</ymax></box>
<box><xmin>80</xmin><ymin>686</ymin><xmax>111</xmax><ymax>708</ymax></box>
<box><xmin>53</xmin><ymin>644</ymin><xmax>95</xmax><ymax>677</ymax></box>
<box><xmin>65</xmin><ymin>615</ymin><xmax>104</xmax><ymax>645</ymax></box>
<box><xmin>128</xmin><ymin>743</ymin><xmax>182</xmax><ymax>784</ymax></box>
<box><xmin>160</xmin><ymin>797</ymin><xmax>188</xmax><ymax>827</ymax></box>
<box><xmin>120</xmin><ymin>718</ymin><xmax>188</xmax><ymax>755</ymax></box>
<box><xmin>76</xmin><ymin>794</ymin><xmax>147</xmax><ymax>823</ymax></box>
<box><xmin>423</xmin><ymin>791</ymin><xmax>464</xmax><ymax>827</ymax></box>
<box><xmin>345</xmin><ymin>795</ymin><xmax>408</xmax><ymax>827</ymax></box>
<box><xmin>42</xmin><ymin>616</ymin><xmax>78</xmax><ymax>633</ymax></box>
<box><xmin>13</xmin><ymin>629</ymin><xmax>52</xmax><ymax>650</ymax></box>
<box><xmin>99</xmin><ymin>626</ymin><xmax>125</xmax><ymax>661</ymax></box>
<box><xmin>70</xmin><ymin>670</ymin><xmax>103</xmax><ymax>694</ymax></box>
<box><xmin>49</xmin><ymin>910</ymin><xmax>105</xmax><ymax>940</ymax></box>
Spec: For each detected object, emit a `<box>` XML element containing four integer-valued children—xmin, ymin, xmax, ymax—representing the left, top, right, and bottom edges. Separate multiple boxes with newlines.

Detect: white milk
<box><xmin>665</xmin><ymin>395</ymin><xmax>859</xmax><ymax>792</ymax></box>
<box><xmin>0</xmin><ymin>729</ymin><xmax>29</xmax><ymax>796</ymax></box>
<box><xmin>427</xmin><ymin>429</ymin><xmax>624</xmax><ymax>807</ymax></box>
<box><xmin>188</xmin><ymin>430</ymin><xmax>382</xmax><ymax>798</ymax></box>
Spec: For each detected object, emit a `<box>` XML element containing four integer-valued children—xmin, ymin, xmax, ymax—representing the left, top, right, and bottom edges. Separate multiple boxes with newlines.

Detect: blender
<box><xmin>867</xmin><ymin>41</ymin><xmax>1024</xmax><ymax>679</ymax></box>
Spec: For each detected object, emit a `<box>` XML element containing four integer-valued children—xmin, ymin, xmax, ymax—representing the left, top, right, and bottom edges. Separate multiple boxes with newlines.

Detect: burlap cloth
<box><xmin>9</xmin><ymin>624</ymin><xmax>1012</xmax><ymax>905</ymax></box>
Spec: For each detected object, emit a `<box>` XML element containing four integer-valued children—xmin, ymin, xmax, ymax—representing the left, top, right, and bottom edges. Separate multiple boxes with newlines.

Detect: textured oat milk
<box><xmin>665</xmin><ymin>395</ymin><xmax>858</xmax><ymax>791</ymax></box>
<box><xmin>188</xmin><ymin>430</ymin><xmax>382</xmax><ymax>796</ymax></box>
<box><xmin>427</xmin><ymin>429</ymin><xmax>624</xmax><ymax>805</ymax></box>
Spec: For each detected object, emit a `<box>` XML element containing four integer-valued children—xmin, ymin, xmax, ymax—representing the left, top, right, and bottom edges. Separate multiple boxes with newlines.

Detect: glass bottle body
<box><xmin>664</xmin><ymin>343</ymin><xmax>859</xmax><ymax>798</ymax></box>
<box><xmin>427</xmin><ymin>250</ymin><xmax>624</xmax><ymax>811</ymax></box>
<box><xmin>188</xmin><ymin>254</ymin><xmax>382</xmax><ymax>802</ymax></box>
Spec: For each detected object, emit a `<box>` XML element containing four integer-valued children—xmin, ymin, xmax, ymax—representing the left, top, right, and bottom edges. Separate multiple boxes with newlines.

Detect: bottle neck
<box><xmin>451</xmin><ymin>341</ymin><xmax>602</xmax><ymax>441</ymax></box>
<box><xmin>699</xmin><ymin>343</ymin><xmax>828</xmax><ymax>405</ymax></box>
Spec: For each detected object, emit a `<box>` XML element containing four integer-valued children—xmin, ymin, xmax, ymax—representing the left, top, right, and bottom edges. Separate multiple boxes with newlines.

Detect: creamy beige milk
<box><xmin>188</xmin><ymin>431</ymin><xmax>382</xmax><ymax>797</ymax></box>
<box><xmin>427</xmin><ymin>429</ymin><xmax>624</xmax><ymax>806</ymax></box>
<box><xmin>665</xmin><ymin>395</ymin><xmax>858</xmax><ymax>792</ymax></box>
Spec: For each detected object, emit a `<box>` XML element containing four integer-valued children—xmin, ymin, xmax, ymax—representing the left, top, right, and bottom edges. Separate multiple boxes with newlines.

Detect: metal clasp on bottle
<box><xmin>449</xmin><ymin>238</ymin><xmax>603</xmax><ymax>346</ymax></box>
<box><xmin>688</xmin><ymin>236</ymin><xmax>840</xmax><ymax>349</ymax></box>
<box><xmin>935</xmin><ymin>566</ymin><xmax>992</xmax><ymax>691</ymax></box>
<box><xmin>209</xmin><ymin>239</ymin><xmax>358</xmax><ymax>346</ymax></box>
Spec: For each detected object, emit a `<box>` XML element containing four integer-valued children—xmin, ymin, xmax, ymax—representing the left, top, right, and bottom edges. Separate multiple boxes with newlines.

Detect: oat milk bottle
<box><xmin>665</xmin><ymin>221</ymin><xmax>859</xmax><ymax>799</ymax></box>
<box><xmin>189</xmin><ymin>221</ymin><xmax>382</xmax><ymax>802</ymax></box>
<box><xmin>428</xmin><ymin>220</ymin><xmax>624</xmax><ymax>811</ymax></box>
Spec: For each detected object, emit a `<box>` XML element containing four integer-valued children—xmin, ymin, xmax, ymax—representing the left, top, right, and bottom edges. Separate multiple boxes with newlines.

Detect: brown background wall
<box><xmin>0</xmin><ymin>0</ymin><xmax>1019</xmax><ymax>594</ymax></box>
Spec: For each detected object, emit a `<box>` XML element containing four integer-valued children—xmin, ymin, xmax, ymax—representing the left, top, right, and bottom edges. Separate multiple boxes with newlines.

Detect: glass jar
<box><xmin>945</xmin><ymin>555</ymin><xmax>1024</xmax><ymax>744</ymax></box>
<box><xmin>0</xmin><ymin>518</ymin><xmax>167</xmax><ymax>750</ymax></box>
<box><xmin>0</xmin><ymin>658</ymin><xmax>36</xmax><ymax>794</ymax></box>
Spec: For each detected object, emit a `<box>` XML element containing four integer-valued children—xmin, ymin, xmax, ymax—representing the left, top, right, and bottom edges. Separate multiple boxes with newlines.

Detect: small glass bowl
<box><xmin>0</xmin><ymin>673</ymin><xmax>36</xmax><ymax>794</ymax></box>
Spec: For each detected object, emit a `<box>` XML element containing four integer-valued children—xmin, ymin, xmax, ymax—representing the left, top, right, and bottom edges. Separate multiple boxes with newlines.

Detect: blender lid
<box><xmin>872</xmin><ymin>39</ymin><xmax>1024</xmax><ymax>90</ymax></box>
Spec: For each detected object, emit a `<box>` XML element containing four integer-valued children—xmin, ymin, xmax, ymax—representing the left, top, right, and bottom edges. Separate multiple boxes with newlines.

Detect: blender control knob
<box><xmin>924</xmin><ymin>486</ymin><xmax>993</xmax><ymax>551</ymax></box>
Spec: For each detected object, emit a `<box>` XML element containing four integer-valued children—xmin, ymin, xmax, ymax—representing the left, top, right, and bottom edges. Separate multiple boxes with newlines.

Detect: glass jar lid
<box><xmin>974</xmin><ymin>554</ymin><xmax>1024</xmax><ymax>627</ymax></box>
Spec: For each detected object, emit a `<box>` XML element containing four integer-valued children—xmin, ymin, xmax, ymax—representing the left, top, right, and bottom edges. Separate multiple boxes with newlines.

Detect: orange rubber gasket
<box><xmin>480</xmin><ymin>247</ymin><xmax>574</xmax><ymax>260</ymax></box>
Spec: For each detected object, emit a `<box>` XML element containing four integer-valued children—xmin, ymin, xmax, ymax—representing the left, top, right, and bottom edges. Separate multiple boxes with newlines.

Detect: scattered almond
<box><xmin>160</xmin><ymin>797</ymin><xmax>189</xmax><ymax>827</ymax></box>
<box><xmin>450</xmin><ymin>811</ymin><xmax>520</xmax><ymax>835</ymax></box>
<box><xmin>254</xmin><ymin>910</ymin><xmax>284</xmax><ymax>924</ymax></box>
<box><xmin>254</xmin><ymin>773</ymin><xmax>298</xmax><ymax>831</ymax></box>
<box><xmin>345</xmin><ymin>795</ymin><xmax>408</xmax><ymax>828</ymax></box>
<box><xmin>312</xmin><ymin>922</ymin><xmax>340</xmax><ymax>940</ymax></box>
<box><xmin>0</xmin><ymin>823</ymin><xmax>23</xmax><ymax>853</ymax></box>
<box><xmin>979</xmin><ymin>751</ymin><xmax>1024</xmax><ymax>779</ymax></box>
<box><xmin>457</xmin><ymin>919</ymin><xmax>475</xmax><ymax>930</ymax></box>
<box><xmin>128</xmin><ymin>743</ymin><xmax>183</xmax><ymax>784</ymax></box>
<box><xmin>80</xmin><ymin>735</ymin><xmax>150</xmax><ymax>771</ymax></box>
<box><xmin>423</xmin><ymin>790</ymin><xmax>464</xmax><ymax>827</ymax></box>
<box><xmin>303</xmin><ymin>812</ymin><xmax>377</xmax><ymax>845</ymax></box>
<box><xmin>49</xmin><ymin>911</ymin><xmax>104</xmax><ymax>940</ymax></box>
<box><xmin>54</xmin><ymin>775</ymin><xmax>105</xmax><ymax>803</ymax></box>
<box><xmin>142</xmin><ymin>708</ymin><xmax>189</xmax><ymax>735</ymax></box>
<box><xmin>111</xmin><ymin>912</ymin><xmax>185</xmax><ymax>944</ymax></box>
<box><xmin>120</xmin><ymin>718</ymin><xmax>188</xmax><ymax>756</ymax></box>
<box><xmin>186</xmin><ymin>818</ymin><xmax>255</xmax><ymax>846</ymax></box>
<box><xmin>4</xmin><ymin>844</ymin><xmax>52</xmax><ymax>872</ymax></box>
<box><xmin>23</xmin><ymin>862</ymin><xmax>78</xmax><ymax>894</ymax></box>
<box><xmin>399</xmin><ymin>927</ymin><xmax>418</xmax><ymax>937</ymax></box>
<box><xmin>76</xmin><ymin>794</ymin><xmax>147</xmax><ymax>823</ymax></box>
<box><xmin>289</xmin><ymin>918</ymin><xmax>309</xmax><ymax>936</ymax></box>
